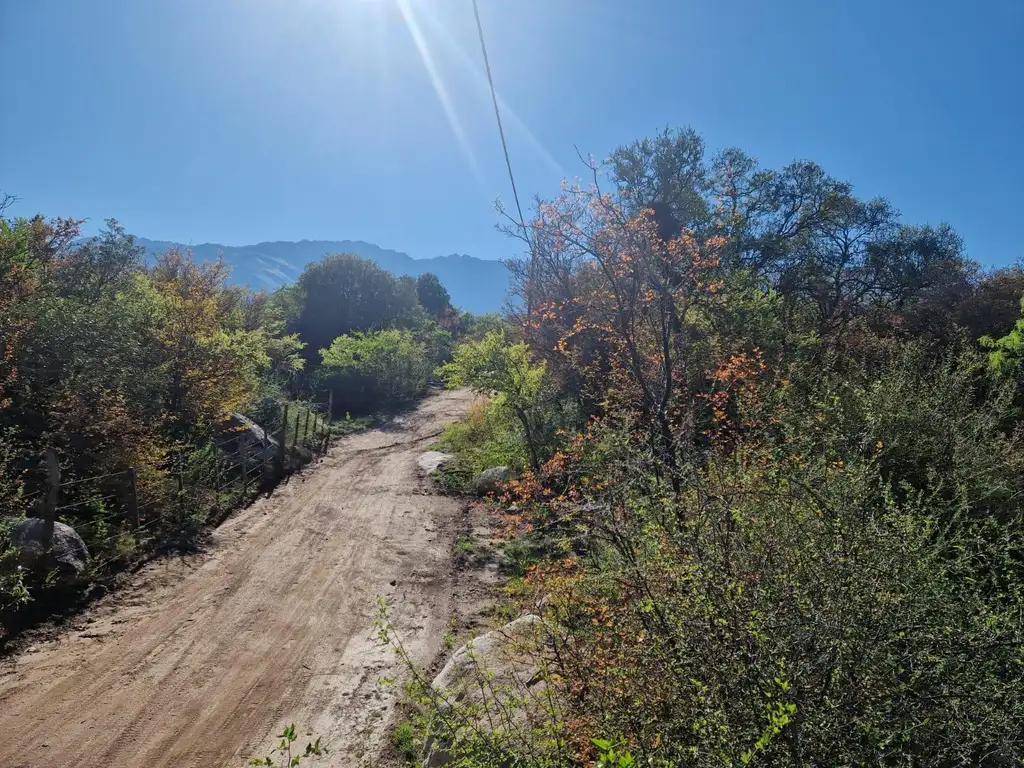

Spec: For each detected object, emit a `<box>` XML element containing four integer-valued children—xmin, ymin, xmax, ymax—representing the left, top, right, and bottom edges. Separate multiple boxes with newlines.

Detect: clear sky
<box><xmin>1</xmin><ymin>0</ymin><xmax>1022</xmax><ymax>265</ymax></box>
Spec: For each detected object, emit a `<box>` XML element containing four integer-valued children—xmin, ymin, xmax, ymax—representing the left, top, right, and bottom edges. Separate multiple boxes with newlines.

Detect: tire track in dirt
<box><xmin>0</xmin><ymin>389</ymin><xmax>475</xmax><ymax>768</ymax></box>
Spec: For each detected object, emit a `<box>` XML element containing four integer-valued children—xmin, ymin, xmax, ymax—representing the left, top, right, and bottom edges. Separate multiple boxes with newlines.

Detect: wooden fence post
<box><xmin>261</xmin><ymin>430</ymin><xmax>270</xmax><ymax>482</ymax></box>
<box><xmin>177</xmin><ymin>473</ymin><xmax>185</xmax><ymax>525</ymax></box>
<box><xmin>324</xmin><ymin>391</ymin><xmax>334</xmax><ymax>453</ymax></box>
<box><xmin>240</xmin><ymin>443</ymin><xmax>248</xmax><ymax>500</ymax></box>
<box><xmin>43</xmin><ymin>448</ymin><xmax>60</xmax><ymax>549</ymax></box>
<box><xmin>127</xmin><ymin>467</ymin><xmax>139</xmax><ymax>529</ymax></box>
<box><xmin>303</xmin><ymin>409</ymin><xmax>311</xmax><ymax>447</ymax></box>
<box><xmin>278</xmin><ymin>404</ymin><xmax>289</xmax><ymax>475</ymax></box>
<box><xmin>292</xmin><ymin>409</ymin><xmax>301</xmax><ymax>453</ymax></box>
<box><xmin>215</xmin><ymin>452</ymin><xmax>223</xmax><ymax>497</ymax></box>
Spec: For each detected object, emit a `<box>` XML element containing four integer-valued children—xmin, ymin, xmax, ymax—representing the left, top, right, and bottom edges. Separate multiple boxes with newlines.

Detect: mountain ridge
<box><xmin>135</xmin><ymin>237</ymin><xmax>510</xmax><ymax>314</ymax></box>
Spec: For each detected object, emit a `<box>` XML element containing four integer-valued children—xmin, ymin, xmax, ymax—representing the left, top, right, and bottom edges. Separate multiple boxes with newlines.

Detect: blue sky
<box><xmin>1</xmin><ymin>0</ymin><xmax>1022</xmax><ymax>265</ymax></box>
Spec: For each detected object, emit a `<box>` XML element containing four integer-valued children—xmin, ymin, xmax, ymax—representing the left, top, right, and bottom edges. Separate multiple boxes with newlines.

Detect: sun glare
<box><xmin>394</xmin><ymin>0</ymin><xmax>483</xmax><ymax>184</ymax></box>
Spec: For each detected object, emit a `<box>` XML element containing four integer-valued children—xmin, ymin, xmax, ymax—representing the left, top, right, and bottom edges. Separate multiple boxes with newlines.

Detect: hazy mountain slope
<box><xmin>136</xmin><ymin>237</ymin><xmax>510</xmax><ymax>314</ymax></box>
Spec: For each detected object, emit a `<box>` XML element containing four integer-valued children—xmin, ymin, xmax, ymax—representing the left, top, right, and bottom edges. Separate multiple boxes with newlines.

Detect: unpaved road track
<box><xmin>0</xmin><ymin>389</ymin><xmax>474</xmax><ymax>768</ymax></box>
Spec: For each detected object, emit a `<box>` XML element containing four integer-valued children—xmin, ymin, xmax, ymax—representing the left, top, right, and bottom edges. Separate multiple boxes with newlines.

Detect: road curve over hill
<box><xmin>0</xmin><ymin>388</ymin><xmax>475</xmax><ymax>768</ymax></box>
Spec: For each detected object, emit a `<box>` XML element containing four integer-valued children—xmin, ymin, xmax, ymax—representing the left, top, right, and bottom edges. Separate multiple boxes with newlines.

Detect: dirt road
<box><xmin>0</xmin><ymin>388</ymin><xmax>474</xmax><ymax>768</ymax></box>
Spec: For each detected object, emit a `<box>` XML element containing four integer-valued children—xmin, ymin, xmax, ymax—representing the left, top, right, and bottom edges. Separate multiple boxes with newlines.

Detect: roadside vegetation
<box><xmin>397</xmin><ymin>127</ymin><xmax>1024</xmax><ymax>766</ymax></box>
<box><xmin>0</xmin><ymin>194</ymin><xmax>470</xmax><ymax>637</ymax></box>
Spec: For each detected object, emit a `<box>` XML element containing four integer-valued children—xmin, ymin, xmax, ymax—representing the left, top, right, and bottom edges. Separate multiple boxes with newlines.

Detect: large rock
<box><xmin>218</xmin><ymin>412</ymin><xmax>278</xmax><ymax>463</ymax></box>
<box><xmin>471</xmin><ymin>466</ymin><xmax>511</xmax><ymax>496</ymax></box>
<box><xmin>10</xmin><ymin>518</ymin><xmax>89</xmax><ymax>585</ymax></box>
<box><xmin>418</xmin><ymin>451</ymin><xmax>455</xmax><ymax>474</ymax></box>
<box><xmin>423</xmin><ymin>614</ymin><xmax>550</xmax><ymax>767</ymax></box>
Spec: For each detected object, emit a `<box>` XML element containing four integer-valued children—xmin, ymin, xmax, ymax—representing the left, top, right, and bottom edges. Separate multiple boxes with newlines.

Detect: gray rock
<box><xmin>10</xmin><ymin>518</ymin><xmax>89</xmax><ymax>585</ymax></box>
<box><xmin>218</xmin><ymin>412</ymin><xmax>278</xmax><ymax>462</ymax></box>
<box><xmin>423</xmin><ymin>614</ymin><xmax>549</xmax><ymax>767</ymax></box>
<box><xmin>418</xmin><ymin>451</ymin><xmax>455</xmax><ymax>474</ymax></box>
<box><xmin>471</xmin><ymin>466</ymin><xmax>511</xmax><ymax>496</ymax></box>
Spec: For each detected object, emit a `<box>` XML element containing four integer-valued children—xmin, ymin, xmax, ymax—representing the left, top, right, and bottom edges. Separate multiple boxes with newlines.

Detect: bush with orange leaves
<box><xmin>392</xmin><ymin>140</ymin><xmax>1024</xmax><ymax>765</ymax></box>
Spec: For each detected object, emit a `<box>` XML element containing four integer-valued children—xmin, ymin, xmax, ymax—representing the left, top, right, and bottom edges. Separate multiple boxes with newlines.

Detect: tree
<box><xmin>610</xmin><ymin>126</ymin><xmax>709</xmax><ymax>230</ymax></box>
<box><xmin>293</xmin><ymin>253</ymin><xmax>419</xmax><ymax>362</ymax></box>
<box><xmin>507</xmin><ymin>157</ymin><xmax>727</xmax><ymax>486</ymax></box>
<box><xmin>439</xmin><ymin>331</ymin><xmax>548</xmax><ymax>470</ymax></box>
<box><xmin>55</xmin><ymin>219</ymin><xmax>144</xmax><ymax>304</ymax></box>
<box><xmin>150</xmin><ymin>249</ymin><xmax>270</xmax><ymax>429</ymax></box>
<box><xmin>956</xmin><ymin>265</ymin><xmax>1024</xmax><ymax>341</ymax></box>
<box><xmin>416</xmin><ymin>272</ymin><xmax>451</xmax><ymax>317</ymax></box>
<box><xmin>390</xmin><ymin>126</ymin><xmax>1024</xmax><ymax>768</ymax></box>
<box><xmin>239</xmin><ymin>289</ymin><xmax>306</xmax><ymax>382</ymax></box>
<box><xmin>981</xmin><ymin>296</ymin><xmax>1024</xmax><ymax>376</ymax></box>
<box><xmin>319</xmin><ymin>329</ymin><xmax>430</xmax><ymax>413</ymax></box>
<box><xmin>0</xmin><ymin>214</ymin><xmax>81</xmax><ymax>407</ymax></box>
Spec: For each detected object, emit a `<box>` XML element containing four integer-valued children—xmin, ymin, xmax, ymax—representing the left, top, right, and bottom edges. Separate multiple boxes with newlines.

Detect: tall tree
<box><xmin>293</xmin><ymin>253</ymin><xmax>418</xmax><ymax>361</ymax></box>
<box><xmin>150</xmin><ymin>249</ymin><xmax>269</xmax><ymax>428</ymax></box>
<box><xmin>416</xmin><ymin>272</ymin><xmax>451</xmax><ymax>317</ymax></box>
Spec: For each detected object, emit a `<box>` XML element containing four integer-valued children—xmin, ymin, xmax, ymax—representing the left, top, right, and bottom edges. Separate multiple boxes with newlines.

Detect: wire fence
<box><xmin>29</xmin><ymin>395</ymin><xmax>336</xmax><ymax>574</ymax></box>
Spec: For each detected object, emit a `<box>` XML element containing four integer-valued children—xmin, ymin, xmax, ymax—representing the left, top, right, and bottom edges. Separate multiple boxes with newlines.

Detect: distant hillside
<box><xmin>135</xmin><ymin>237</ymin><xmax>510</xmax><ymax>314</ymax></box>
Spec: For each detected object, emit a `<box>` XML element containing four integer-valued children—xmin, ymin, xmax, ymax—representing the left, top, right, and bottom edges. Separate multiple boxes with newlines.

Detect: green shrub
<box><xmin>319</xmin><ymin>329</ymin><xmax>431</xmax><ymax>414</ymax></box>
<box><xmin>438</xmin><ymin>399</ymin><xmax>528</xmax><ymax>474</ymax></box>
<box><xmin>0</xmin><ymin>517</ymin><xmax>30</xmax><ymax>613</ymax></box>
<box><xmin>514</xmin><ymin>434</ymin><xmax>1024</xmax><ymax>766</ymax></box>
<box><xmin>390</xmin><ymin>720</ymin><xmax>420</xmax><ymax>765</ymax></box>
<box><xmin>439</xmin><ymin>331</ymin><xmax>553</xmax><ymax>470</ymax></box>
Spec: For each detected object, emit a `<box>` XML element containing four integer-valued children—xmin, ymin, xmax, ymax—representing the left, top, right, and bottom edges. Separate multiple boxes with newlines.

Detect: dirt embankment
<box><xmin>0</xmin><ymin>388</ymin><xmax>475</xmax><ymax>768</ymax></box>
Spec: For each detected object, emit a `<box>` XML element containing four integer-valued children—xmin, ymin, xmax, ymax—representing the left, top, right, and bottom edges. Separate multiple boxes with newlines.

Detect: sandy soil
<box><xmin>0</xmin><ymin>388</ymin><xmax>475</xmax><ymax>768</ymax></box>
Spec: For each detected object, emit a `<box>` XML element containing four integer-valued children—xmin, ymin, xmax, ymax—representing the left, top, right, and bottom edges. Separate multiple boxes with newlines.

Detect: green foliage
<box><xmin>294</xmin><ymin>253</ymin><xmax>420</xmax><ymax>363</ymax></box>
<box><xmin>332</xmin><ymin>412</ymin><xmax>377</xmax><ymax>436</ymax></box>
<box><xmin>466</xmin><ymin>312</ymin><xmax>508</xmax><ymax>337</ymax></box>
<box><xmin>390</xmin><ymin>720</ymin><xmax>420</xmax><ymax>765</ymax></box>
<box><xmin>0</xmin><ymin>517</ymin><xmax>30</xmax><ymax>613</ymax></box>
<box><xmin>249</xmin><ymin>724</ymin><xmax>326</xmax><ymax>767</ymax></box>
<box><xmin>416</xmin><ymin>272</ymin><xmax>452</xmax><ymax>317</ymax></box>
<box><xmin>439</xmin><ymin>331</ymin><xmax>550</xmax><ymax>469</ymax></box>
<box><xmin>376</xmin><ymin>600</ymin><xmax>567</xmax><ymax>768</ymax></box>
<box><xmin>150</xmin><ymin>249</ymin><xmax>273</xmax><ymax>428</ymax></box>
<box><xmin>0</xmin><ymin>211</ymin><xmax>338</xmax><ymax>619</ymax></box>
<box><xmin>319</xmin><ymin>328</ymin><xmax>432</xmax><ymax>414</ymax></box>
<box><xmin>981</xmin><ymin>295</ymin><xmax>1024</xmax><ymax>376</ymax></box>
<box><xmin>593</xmin><ymin>739</ymin><xmax>636</xmax><ymax>768</ymax></box>
<box><xmin>430</xmin><ymin>127</ymin><xmax>1024</xmax><ymax>766</ymax></box>
<box><xmin>438</xmin><ymin>400</ymin><xmax>528</xmax><ymax>475</ymax></box>
<box><xmin>416</xmin><ymin>319</ymin><xmax>454</xmax><ymax>370</ymax></box>
<box><xmin>537</xmin><ymin>434</ymin><xmax>1023</xmax><ymax>765</ymax></box>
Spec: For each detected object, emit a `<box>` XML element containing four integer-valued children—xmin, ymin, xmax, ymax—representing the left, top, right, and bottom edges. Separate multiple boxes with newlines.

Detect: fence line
<box><xmin>32</xmin><ymin>397</ymin><xmax>336</xmax><ymax>563</ymax></box>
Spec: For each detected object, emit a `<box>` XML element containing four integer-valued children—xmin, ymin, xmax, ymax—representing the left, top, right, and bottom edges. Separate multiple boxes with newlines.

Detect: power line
<box><xmin>470</xmin><ymin>0</ymin><xmax>537</xmax><ymax>319</ymax></box>
<box><xmin>471</xmin><ymin>0</ymin><xmax>527</xmax><ymax>238</ymax></box>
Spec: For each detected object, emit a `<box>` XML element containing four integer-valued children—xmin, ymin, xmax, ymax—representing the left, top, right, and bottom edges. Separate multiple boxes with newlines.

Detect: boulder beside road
<box><xmin>8</xmin><ymin>517</ymin><xmax>89</xmax><ymax>585</ymax></box>
<box><xmin>417</xmin><ymin>451</ymin><xmax>455</xmax><ymax>474</ymax></box>
<box><xmin>471</xmin><ymin>466</ymin><xmax>511</xmax><ymax>496</ymax></box>
<box><xmin>423</xmin><ymin>614</ymin><xmax>550</xmax><ymax>767</ymax></box>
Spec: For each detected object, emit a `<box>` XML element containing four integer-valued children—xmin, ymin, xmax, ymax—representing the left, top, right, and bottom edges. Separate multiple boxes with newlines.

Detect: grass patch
<box><xmin>432</xmin><ymin>465</ymin><xmax>472</xmax><ymax>495</ymax></box>
<box><xmin>331</xmin><ymin>412</ymin><xmax>377</xmax><ymax>436</ymax></box>
<box><xmin>453</xmin><ymin>535</ymin><xmax>494</xmax><ymax>568</ymax></box>
<box><xmin>497</xmin><ymin>527</ymin><xmax>580</xmax><ymax>577</ymax></box>
<box><xmin>437</xmin><ymin>400</ymin><xmax>526</xmax><ymax>476</ymax></box>
<box><xmin>390</xmin><ymin>719</ymin><xmax>420</xmax><ymax>765</ymax></box>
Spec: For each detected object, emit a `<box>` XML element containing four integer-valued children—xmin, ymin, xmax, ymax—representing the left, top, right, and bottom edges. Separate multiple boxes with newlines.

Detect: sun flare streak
<box><xmin>395</xmin><ymin>0</ymin><xmax>483</xmax><ymax>185</ymax></box>
<box><xmin>414</xmin><ymin>5</ymin><xmax>564</xmax><ymax>179</ymax></box>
